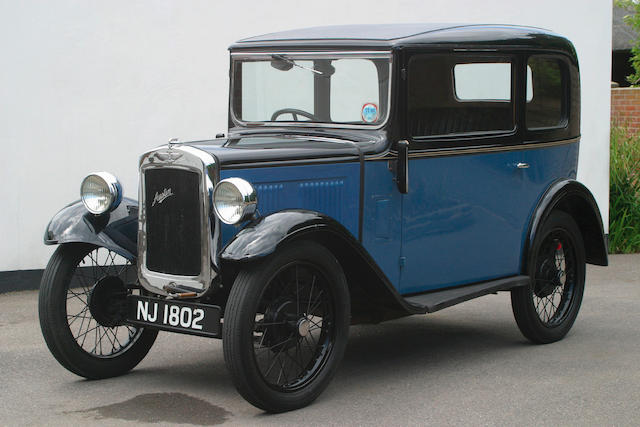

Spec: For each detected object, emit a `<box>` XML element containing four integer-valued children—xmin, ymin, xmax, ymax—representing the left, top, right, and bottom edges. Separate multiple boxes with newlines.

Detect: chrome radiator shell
<box><xmin>137</xmin><ymin>144</ymin><xmax>219</xmax><ymax>297</ymax></box>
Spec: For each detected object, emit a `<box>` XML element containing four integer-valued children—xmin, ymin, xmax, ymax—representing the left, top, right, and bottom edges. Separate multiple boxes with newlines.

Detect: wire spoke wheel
<box><xmin>531</xmin><ymin>231</ymin><xmax>577</xmax><ymax>327</ymax></box>
<box><xmin>223</xmin><ymin>241</ymin><xmax>350</xmax><ymax>413</ymax></box>
<box><xmin>39</xmin><ymin>243</ymin><xmax>157</xmax><ymax>379</ymax></box>
<box><xmin>252</xmin><ymin>262</ymin><xmax>335</xmax><ymax>391</ymax></box>
<box><xmin>511</xmin><ymin>211</ymin><xmax>586</xmax><ymax>344</ymax></box>
<box><xmin>65</xmin><ymin>247</ymin><xmax>142</xmax><ymax>358</ymax></box>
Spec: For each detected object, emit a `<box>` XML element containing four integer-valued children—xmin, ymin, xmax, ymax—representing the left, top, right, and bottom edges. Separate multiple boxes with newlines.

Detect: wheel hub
<box><xmin>534</xmin><ymin>258</ymin><xmax>560</xmax><ymax>298</ymax></box>
<box><xmin>262</xmin><ymin>298</ymin><xmax>299</xmax><ymax>351</ymax></box>
<box><xmin>88</xmin><ymin>276</ymin><xmax>128</xmax><ymax>327</ymax></box>
<box><xmin>297</xmin><ymin>318</ymin><xmax>311</xmax><ymax>337</ymax></box>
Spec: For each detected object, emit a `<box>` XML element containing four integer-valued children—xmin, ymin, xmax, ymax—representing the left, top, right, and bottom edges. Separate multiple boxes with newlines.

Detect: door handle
<box><xmin>516</xmin><ymin>162</ymin><xmax>530</xmax><ymax>169</ymax></box>
<box><xmin>396</xmin><ymin>140</ymin><xmax>409</xmax><ymax>194</ymax></box>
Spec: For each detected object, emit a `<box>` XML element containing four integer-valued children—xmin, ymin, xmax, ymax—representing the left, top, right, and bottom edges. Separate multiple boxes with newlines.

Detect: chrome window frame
<box><xmin>137</xmin><ymin>145</ymin><xmax>219</xmax><ymax>297</ymax></box>
<box><xmin>229</xmin><ymin>50</ymin><xmax>393</xmax><ymax>130</ymax></box>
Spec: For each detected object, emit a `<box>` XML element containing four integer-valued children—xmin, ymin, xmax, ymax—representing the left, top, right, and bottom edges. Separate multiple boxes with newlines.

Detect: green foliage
<box><xmin>609</xmin><ymin>127</ymin><xmax>640</xmax><ymax>253</ymax></box>
<box><xmin>617</xmin><ymin>0</ymin><xmax>640</xmax><ymax>85</ymax></box>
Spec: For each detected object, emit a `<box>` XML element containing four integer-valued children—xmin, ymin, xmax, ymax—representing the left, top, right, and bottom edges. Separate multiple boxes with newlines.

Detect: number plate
<box><xmin>127</xmin><ymin>295</ymin><xmax>221</xmax><ymax>338</ymax></box>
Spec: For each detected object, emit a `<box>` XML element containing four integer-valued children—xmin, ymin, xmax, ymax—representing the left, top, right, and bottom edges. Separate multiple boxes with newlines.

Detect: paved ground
<box><xmin>1</xmin><ymin>255</ymin><xmax>639</xmax><ymax>426</ymax></box>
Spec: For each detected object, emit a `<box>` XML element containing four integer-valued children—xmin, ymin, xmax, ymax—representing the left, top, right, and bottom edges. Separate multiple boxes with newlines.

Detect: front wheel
<box><xmin>511</xmin><ymin>211</ymin><xmax>586</xmax><ymax>344</ymax></box>
<box><xmin>223</xmin><ymin>241</ymin><xmax>350</xmax><ymax>413</ymax></box>
<box><xmin>39</xmin><ymin>243</ymin><xmax>158</xmax><ymax>379</ymax></box>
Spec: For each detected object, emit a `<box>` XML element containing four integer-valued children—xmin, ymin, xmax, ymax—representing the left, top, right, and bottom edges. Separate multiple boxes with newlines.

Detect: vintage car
<box><xmin>39</xmin><ymin>24</ymin><xmax>608</xmax><ymax>412</ymax></box>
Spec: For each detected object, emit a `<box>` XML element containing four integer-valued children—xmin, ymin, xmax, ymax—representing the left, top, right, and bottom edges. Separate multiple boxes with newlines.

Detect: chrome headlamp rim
<box><xmin>213</xmin><ymin>177</ymin><xmax>257</xmax><ymax>225</ymax></box>
<box><xmin>80</xmin><ymin>171</ymin><xmax>123</xmax><ymax>215</ymax></box>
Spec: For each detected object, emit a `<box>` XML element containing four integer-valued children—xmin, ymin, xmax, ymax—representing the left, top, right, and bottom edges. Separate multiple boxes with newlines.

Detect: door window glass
<box><xmin>526</xmin><ymin>57</ymin><xmax>565</xmax><ymax>129</ymax></box>
<box><xmin>408</xmin><ymin>55</ymin><xmax>514</xmax><ymax>138</ymax></box>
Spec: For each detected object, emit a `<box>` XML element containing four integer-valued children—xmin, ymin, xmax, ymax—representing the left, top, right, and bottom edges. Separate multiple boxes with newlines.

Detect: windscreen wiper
<box><xmin>271</xmin><ymin>54</ymin><xmax>323</xmax><ymax>75</ymax></box>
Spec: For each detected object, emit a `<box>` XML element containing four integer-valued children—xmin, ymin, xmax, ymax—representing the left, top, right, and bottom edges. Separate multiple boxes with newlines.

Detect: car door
<box><xmin>398</xmin><ymin>53</ymin><xmax>535</xmax><ymax>294</ymax></box>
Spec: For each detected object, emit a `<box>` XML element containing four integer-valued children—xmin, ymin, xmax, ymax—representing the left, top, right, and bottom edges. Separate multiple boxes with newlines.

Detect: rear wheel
<box><xmin>39</xmin><ymin>243</ymin><xmax>157</xmax><ymax>379</ymax></box>
<box><xmin>223</xmin><ymin>241</ymin><xmax>350</xmax><ymax>413</ymax></box>
<box><xmin>511</xmin><ymin>211</ymin><xmax>586</xmax><ymax>343</ymax></box>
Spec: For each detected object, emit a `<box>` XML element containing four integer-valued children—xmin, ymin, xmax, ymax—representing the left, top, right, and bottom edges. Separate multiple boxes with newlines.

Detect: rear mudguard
<box><xmin>44</xmin><ymin>197</ymin><xmax>139</xmax><ymax>260</ymax></box>
<box><xmin>525</xmin><ymin>179</ymin><xmax>608</xmax><ymax>269</ymax></box>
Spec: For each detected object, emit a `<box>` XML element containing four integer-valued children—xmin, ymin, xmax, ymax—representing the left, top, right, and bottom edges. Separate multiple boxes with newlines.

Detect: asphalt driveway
<box><xmin>1</xmin><ymin>255</ymin><xmax>638</xmax><ymax>426</ymax></box>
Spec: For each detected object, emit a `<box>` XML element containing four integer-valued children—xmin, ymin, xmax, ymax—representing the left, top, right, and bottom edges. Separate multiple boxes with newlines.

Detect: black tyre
<box><xmin>39</xmin><ymin>243</ymin><xmax>157</xmax><ymax>379</ymax></box>
<box><xmin>223</xmin><ymin>241</ymin><xmax>350</xmax><ymax>413</ymax></box>
<box><xmin>511</xmin><ymin>211</ymin><xmax>586</xmax><ymax>344</ymax></box>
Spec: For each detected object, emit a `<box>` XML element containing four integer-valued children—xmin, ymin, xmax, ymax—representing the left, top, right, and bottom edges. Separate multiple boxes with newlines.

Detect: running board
<box><xmin>403</xmin><ymin>275</ymin><xmax>530</xmax><ymax>314</ymax></box>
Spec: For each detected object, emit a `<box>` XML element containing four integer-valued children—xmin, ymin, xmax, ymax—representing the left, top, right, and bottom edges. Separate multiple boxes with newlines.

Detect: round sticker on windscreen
<box><xmin>361</xmin><ymin>103</ymin><xmax>379</xmax><ymax>123</ymax></box>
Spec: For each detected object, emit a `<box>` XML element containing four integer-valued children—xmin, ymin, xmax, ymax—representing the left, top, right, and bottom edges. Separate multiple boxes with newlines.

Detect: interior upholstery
<box><xmin>409</xmin><ymin>105</ymin><xmax>513</xmax><ymax>136</ymax></box>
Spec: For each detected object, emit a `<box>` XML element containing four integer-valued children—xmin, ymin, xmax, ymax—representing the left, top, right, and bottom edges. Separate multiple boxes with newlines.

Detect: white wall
<box><xmin>0</xmin><ymin>0</ymin><xmax>612</xmax><ymax>271</ymax></box>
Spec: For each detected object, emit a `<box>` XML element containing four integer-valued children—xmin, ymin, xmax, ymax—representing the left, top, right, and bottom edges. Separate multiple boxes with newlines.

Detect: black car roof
<box><xmin>230</xmin><ymin>23</ymin><xmax>577</xmax><ymax>61</ymax></box>
<box><xmin>237</xmin><ymin>23</ymin><xmax>472</xmax><ymax>42</ymax></box>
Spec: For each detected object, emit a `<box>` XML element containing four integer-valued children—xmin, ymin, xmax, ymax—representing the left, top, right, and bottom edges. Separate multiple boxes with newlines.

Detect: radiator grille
<box><xmin>144</xmin><ymin>168</ymin><xmax>201</xmax><ymax>276</ymax></box>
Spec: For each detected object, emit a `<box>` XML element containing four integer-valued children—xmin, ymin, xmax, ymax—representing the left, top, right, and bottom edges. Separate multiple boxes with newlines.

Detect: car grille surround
<box><xmin>138</xmin><ymin>144</ymin><xmax>218</xmax><ymax>297</ymax></box>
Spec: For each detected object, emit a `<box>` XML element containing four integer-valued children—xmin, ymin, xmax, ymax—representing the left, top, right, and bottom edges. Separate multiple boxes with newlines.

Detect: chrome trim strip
<box><xmin>137</xmin><ymin>144</ymin><xmax>218</xmax><ymax>298</ymax></box>
<box><xmin>231</xmin><ymin>51</ymin><xmax>393</xmax><ymax>57</ymax></box>
<box><xmin>229</xmin><ymin>52</ymin><xmax>393</xmax><ymax>131</ymax></box>
<box><xmin>365</xmin><ymin>137</ymin><xmax>580</xmax><ymax>161</ymax></box>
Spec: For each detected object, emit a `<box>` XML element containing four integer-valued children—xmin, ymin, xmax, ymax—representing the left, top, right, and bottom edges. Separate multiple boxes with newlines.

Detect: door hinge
<box><xmin>399</xmin><ymin>256</ymin><xmax>406</xmax><ymax>268</ymax></box>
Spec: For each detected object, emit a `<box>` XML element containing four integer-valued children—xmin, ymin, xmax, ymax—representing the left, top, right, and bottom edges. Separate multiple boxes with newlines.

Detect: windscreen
<box><xmin>231</xmin><ymin>53</ymin><xmax>391</xmax><ymax>127</ymax></box>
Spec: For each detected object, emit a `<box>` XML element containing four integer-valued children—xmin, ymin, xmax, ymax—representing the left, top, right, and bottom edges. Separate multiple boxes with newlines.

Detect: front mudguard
<box><xmin>44</xmin><ymin>197</ymin><xmax>139</xmax><ymax>260</ymax></box>
<box><xmin>220</xmin><ymin>210</ymin><xmax>421</xmax><ymax>321</ymax></box>
<box><xmin>220</xmin><ymin>210</ymin><xmax>346</xmax><ymax>261</ymax></box>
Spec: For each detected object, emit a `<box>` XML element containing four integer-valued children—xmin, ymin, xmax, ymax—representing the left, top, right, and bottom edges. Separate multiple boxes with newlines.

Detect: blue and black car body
<box><xmin>40</xmin><ymin>24</ymin><xmax>607</xmax><ymax>413</ymax></box>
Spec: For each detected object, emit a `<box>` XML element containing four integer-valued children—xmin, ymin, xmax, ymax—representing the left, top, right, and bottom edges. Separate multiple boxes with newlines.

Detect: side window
<box><xmin>408</xmin><ymin>55</ymin><xmax>514</xmax><ymax>139</ymax></box>
<box><xmin>526</xmin><ymin>56</ymin><xmax>565</xmax><ymax>129</ymax></box>
<box><xmin>454</xmin><ymin>63</ymin><xmax>511</xmax><ymax>101</ymax></box>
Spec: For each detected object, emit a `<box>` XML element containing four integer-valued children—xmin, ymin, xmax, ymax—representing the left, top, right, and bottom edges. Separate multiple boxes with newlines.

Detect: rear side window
<box><xmin>454</xmin><ymin>63</ymin><xmax>511</xmax><ymax>101</ymax></box>
<box><xmin>526</xmin><ymin>57</ymin><xmax>565</xmax><ymax>129</ymax></box>
<box><xmin>408</xmin><ymin>55</ymin><xmax>514</xmax><ymax>139</ymax></box>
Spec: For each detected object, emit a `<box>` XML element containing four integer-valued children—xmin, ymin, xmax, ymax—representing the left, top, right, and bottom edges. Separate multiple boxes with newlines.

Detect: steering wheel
<box><xmin>270</xmin><ymin>108</ymin><xmax>319</xmax><ymax>122</ymax></box>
